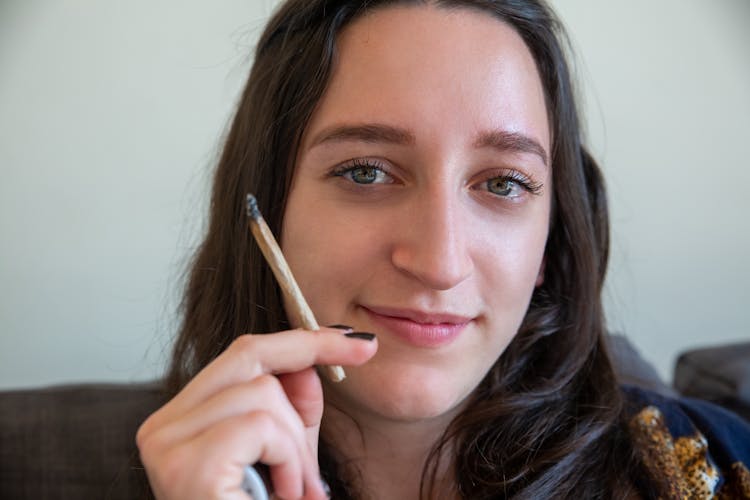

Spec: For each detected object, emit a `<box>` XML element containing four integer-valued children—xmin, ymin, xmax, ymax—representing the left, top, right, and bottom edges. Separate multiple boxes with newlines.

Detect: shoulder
<box><xmin>622</xmin><ymin>384</ymin><xmax>750</xmax><ymax>498</ymax></box>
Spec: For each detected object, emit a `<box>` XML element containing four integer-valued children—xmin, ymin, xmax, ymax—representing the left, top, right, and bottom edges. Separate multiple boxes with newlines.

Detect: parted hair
<box><xmin>166</xmin><ymin>1</ymin><xmax>639</xmax><ymax>498</ymax></box>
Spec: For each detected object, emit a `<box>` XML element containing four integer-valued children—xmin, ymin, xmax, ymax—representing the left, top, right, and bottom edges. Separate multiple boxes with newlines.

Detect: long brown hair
<box><xmin>166</xmin><ymin>0</ymin><xmax>637</xmax><ymax>497</ymax></box>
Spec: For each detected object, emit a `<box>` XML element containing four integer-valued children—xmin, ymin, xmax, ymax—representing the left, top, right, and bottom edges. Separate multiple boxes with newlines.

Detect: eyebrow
<box><xmin>309</xmin><ymin>123</ymin><xmax>548</xmax><ymax>166</ymax></box>
<box><xmin>474</xmin><ymin>130</ymin><xmax>548</xmax><ymax>167</ymax></box>
<box><xmin>310</xmin><ymin>123</ymin><xmax>416</xmax><ymax>147</ymax></box>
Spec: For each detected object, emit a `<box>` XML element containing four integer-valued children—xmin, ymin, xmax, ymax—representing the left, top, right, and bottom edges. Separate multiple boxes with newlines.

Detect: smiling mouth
<box><xmin>361</xmin><ymin>305</ymin><xmax>473</xmax><ymax>348</ymax></box>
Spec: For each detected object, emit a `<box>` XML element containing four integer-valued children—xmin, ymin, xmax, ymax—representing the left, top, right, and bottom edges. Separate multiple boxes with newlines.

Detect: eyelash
<box><xmin>491</xmin><ymin>169</ymin><xmax>544</xmax><ymax>196</ymax></box>
<box><xmin>329</xmin><ymin>159</ymin><xmax>543</xmax><ymax>197</ymax></box>
<box><xmin>330</xmin><ymin>158</ymin><xmax>393</xmax><ymax>184</ymax></box>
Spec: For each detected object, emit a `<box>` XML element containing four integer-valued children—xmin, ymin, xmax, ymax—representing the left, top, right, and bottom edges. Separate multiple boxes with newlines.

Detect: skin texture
<box><xmin>281</xmin><ymin>5</ymin><xmax>552</xmax><ymax>498</ymax></box>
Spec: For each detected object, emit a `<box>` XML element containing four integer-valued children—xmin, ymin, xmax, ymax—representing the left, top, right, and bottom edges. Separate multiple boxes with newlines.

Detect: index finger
<box><xmin>149</xmin><ymin>328</ymin><xmax>377</xmax><ymax>428</ymax></box>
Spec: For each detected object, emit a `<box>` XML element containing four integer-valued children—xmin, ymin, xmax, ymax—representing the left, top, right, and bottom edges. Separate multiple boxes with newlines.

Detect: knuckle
<box><xmin>135</xmin><ymin>422</ymin><xmax>154</xmax><ymax>454</ymax></box>
<box><xmin>229</xmin><ymin>333</ymin><xmax>258</xmax><ymax>355</ymax></box>
<box><xmin>253</xmin><ymin>375</ymin><xmax>298</xmax><ymax>418</ymax></box>
<box><xmin>228</xmin><ymin>333</ymin><xmax>270</xmax><ymax>368</ymax></box>
<box><xmin>246</xmin><ymin>410</ymin><xmax>276</xmax><ymax>436</ymax></box>
<box><xmin>135</xmin><ymin>422</ymin><xmax>149</xmax><ymax>449</ymax></box>
<box><xmin>254</xmin><ymin>373</ymin><xmax>283</xmax><ymax>396</ymax></box>
<box><xmin>155</xmin><ymin>446</ymin><xmax>191</xmax><ymax>488</ymax></box>
<box><xmin>135</xmin><ymin>428</ymin><xmax>165</xmax><ymax>464</ymax></box>
<box><xmin>135</xmin><ymin>411</ymin><xmax>160</xmax><ymax>447</ymax></box>
<box><xmin>229</xmin><ymin>334</ymin><xmax>263</xmax><ymax>371</ymax></box>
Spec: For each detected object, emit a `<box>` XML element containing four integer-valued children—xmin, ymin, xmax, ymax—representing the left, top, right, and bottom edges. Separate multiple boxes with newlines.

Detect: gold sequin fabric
<box><xmin>629</xmin><ymin>405</ymin><xmax>750</xmax><ymax>499</ymax></box>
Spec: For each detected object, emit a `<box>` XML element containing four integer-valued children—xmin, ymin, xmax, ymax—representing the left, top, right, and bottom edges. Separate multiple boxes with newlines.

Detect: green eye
<box><xmin>479</xmin><ymin>170</ymin><xmax>544</xmax><ymax>198</ymax></box>
<box><xmin>487</xmin><ymin>177</ymin><xmax>515</xmax><ymax>196</ymax></box>
<box><xmin>332</xmin><ymin>161</ymin><xmax>393</xmax><ymax>185</ymax></box>
<box><xmin>350</xmin><ymin>166</ymin><xmax>379</xmax><ymax>184</ymax></box>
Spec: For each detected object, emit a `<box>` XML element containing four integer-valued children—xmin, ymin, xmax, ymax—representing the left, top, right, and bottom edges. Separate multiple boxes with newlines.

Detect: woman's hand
<box><xmin>136</xmin><ymin>327</ymin><xmax>377</xmax><ymax>500</ymax></box>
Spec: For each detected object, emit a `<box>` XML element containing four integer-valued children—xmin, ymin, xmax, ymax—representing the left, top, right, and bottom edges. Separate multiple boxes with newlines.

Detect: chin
<box><xmin>374</xmin><ymin>394</ymin><xmax>464</xmax><ymax>422</ymax></box>
<box><xmin>331</xmin><ymin>364</ymin><xmax>474</xmax><ymax>423</ymax></box>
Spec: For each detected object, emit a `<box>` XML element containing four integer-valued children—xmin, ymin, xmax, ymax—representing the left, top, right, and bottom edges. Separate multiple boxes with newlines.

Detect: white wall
<box><xmin>1</xmin><ymin>1</ymin><xmax>748</xmax><ymax>389</ymax></box>
<box><xmin>550</xmin><ymin>0</ymin><xmax>750</xmax><ymax>379</ymax></box>
<box><xmin>0</xmin><ymin>1</ymin><xmax>277</xmax><ymax>388</ymax></box>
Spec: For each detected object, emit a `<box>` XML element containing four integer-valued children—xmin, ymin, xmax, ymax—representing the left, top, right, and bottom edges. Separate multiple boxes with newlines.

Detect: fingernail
<box><xmin>344</xmin><ymin>332</ymin><xmax>376</xmax><ymax>341</ymax></box>
<box><xmin>321</xmin><ymin>477</ymin><xmax>331</xmax><ymax>498</ymax></box>
<box><xmin>327</xmin><ymin>324</ymin><xmax>354</xmax><ymax>331</ymax></box>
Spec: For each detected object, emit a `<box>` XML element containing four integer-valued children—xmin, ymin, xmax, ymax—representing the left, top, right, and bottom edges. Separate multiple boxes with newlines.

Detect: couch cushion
<box><xmin>674</xmin><ymin>342</ymin><xmax>750</xmax><ymax>421</ymax></box>
<box><xmin>0</xmin><ymin>381</ymin><xmax>165</xmax><ymax>499</ymax></box>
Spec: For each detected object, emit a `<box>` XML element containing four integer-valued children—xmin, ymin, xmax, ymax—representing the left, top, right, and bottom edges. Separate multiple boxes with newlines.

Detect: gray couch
<box><xmin>1</xmin><ymin>337</ymin><xmax>747</xmax><ymax>499</ymax></box>
<box><xmin>674</xmin><ymin>341</ymin><xmax>750</xmax><ymax>421</ymax></box>
<box><xmin>0</xmin><ymin>382</ymin><xmax>162</xmax><ymax>499</ymax></box>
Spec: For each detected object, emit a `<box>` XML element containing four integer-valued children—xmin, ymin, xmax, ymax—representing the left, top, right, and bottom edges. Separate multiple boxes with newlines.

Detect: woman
<box><xmin>136</xmin><ymin>1</ymin><xmax>750</xmax><ymax>499</ymax></box>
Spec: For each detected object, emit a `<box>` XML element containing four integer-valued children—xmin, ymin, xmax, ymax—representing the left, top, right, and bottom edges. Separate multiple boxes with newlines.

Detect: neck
<box><xmin>321</xmin><ymin>401</ymin><xmax>460</xmax><ymax>500</ymax></box>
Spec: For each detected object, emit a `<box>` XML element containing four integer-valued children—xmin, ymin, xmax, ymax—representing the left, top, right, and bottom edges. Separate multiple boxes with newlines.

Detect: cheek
<box><xmin>477</xmin><ymin>214</ymin><xmax>549</xmax><ymax>314</ymax></box>
<box><xmin>280</xmin><ymin>197</ymin><xmax>382</xmax><ymax>324</ymax></box>
<box><xmin>484</xmin><ymin>208</ymin><xmax>549</xmax><ymax>266</ymax></box>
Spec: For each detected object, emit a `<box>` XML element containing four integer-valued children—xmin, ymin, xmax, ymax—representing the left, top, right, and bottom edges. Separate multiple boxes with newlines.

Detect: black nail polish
<box><xmin>344</xmin><ymin>332</ymin><xmax>376</xmax><ymax>341</ymax></box>
<box><xmin>328</xmin><ymin>324</ymin><xmax>354</xmax><ymax>331</ymax></box>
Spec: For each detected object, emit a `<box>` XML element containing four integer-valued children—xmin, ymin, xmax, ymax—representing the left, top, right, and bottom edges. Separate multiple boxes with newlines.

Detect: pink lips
<box><xmin>362</xmin><ymin>306</ymin><xmax>472</xmax><ymax>347</ymax></box>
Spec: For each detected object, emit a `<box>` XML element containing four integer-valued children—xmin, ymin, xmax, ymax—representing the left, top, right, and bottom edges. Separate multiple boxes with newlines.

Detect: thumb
<box><xmin>278</xmin><ymin>367</ymin><xmax>324</xmax><ymax>449</ymax></box>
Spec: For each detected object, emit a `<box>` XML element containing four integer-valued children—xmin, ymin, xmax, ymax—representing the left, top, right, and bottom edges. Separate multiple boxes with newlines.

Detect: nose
<box><xmin>390</xmin><ymin>190</ymin><xmax>474</xmax><ymax>290</ymax></box>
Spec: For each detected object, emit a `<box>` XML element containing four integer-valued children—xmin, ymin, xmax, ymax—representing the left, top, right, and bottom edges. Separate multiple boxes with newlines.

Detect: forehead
<box><xmin>302</xmin><ymin>4</ymin><xmax>550</xmax><ymax>152</ymax></box>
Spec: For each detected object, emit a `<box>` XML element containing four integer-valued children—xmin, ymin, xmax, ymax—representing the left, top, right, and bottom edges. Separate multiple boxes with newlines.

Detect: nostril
<box><xmin>391</xmin><ymin>239</ymin><xmax>472</xmax><ymax>290</ymax></box>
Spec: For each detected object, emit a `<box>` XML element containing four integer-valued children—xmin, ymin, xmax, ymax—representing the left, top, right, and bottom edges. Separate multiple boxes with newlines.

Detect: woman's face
<box><xmin>281</xmin><ymin>5</ymin><xmax>551</xmax><ymax>423</ymax></box>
